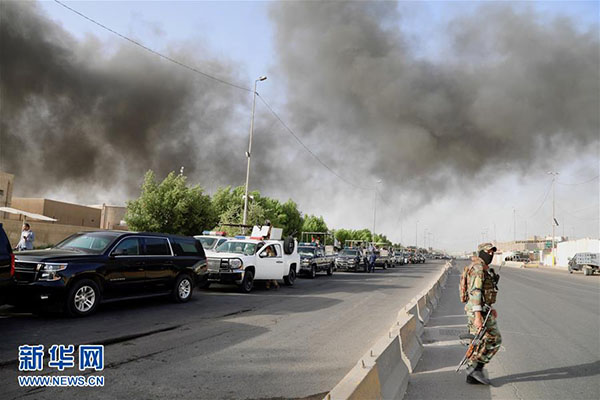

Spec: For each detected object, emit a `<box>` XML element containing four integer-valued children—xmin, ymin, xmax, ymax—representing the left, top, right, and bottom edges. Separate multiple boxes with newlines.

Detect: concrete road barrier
<box><xmin>426</xmin><ymin>284</ymin><xmax>439</xmax><ymax>310</ymax></box>
<box><xmin>403</xmin><ymin>300</ymin><xmax>424</xmax><ymax>339</ymax></box>
<box><xmin>325</xmin><ymin>265</ymin><xmax>449</xmax><ymax>400</ymax></box>
<box><xmin>325</xmin><ymin>334</ymin><xmax>409</xmax><ymax>400</ymax></box>
<box><xmin>416</xmin><ymin>294</ymin><xmax>431</xmax><ymax>325</ymax></box>
<box><xmin>397</xmin><ymin>313</ymin><xmax>423</xmax><ymax>372</ymax></box>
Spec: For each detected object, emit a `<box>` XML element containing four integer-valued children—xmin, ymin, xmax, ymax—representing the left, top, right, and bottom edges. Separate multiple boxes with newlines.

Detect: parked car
<box><xmin>194</xmin><ymin>231</ymin><xmax>229</xmax><ymax>256</ymax></box>
<box><xmin>568</xmin><ymin>253</ymin><xmax>600</xmax><ymax>276</ymax></box>
<box><xmin>335</xmin><ymin>248</ymin><xmax>366</xmax><ymax>272</ymax></box>
<box><xmin>9</xmin><ymin>231</ymin><xmax>207</xmax><ymax>317</ymax></box>
<box><xmin>206</xmin><ymin>236</ymin><xmax>299</xmax><ymax>292</ymax></box>
<box><xmin>298</xmin><ymin>243</ymin><xmax>335</xmax><ymax>278</ymax></box>
<box><xmin>0</xmin><ymin>223</ymin><xmax>14</xmax><ymax>305</ymax></box>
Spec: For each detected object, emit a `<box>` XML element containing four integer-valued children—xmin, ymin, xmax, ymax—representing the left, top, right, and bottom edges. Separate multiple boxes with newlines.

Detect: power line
<box><xmin>53</xmin><ymin>0</ymin><xmax>252</xmax><ymax>92</ymax></box>
<box><xmin>526</xmin><ymin>179</ymin><xmax>553</xmax><ymax>219</ymax></box>
<box><xmin>557</xmin><ymin>175</ymin><xmax>599</xmax><ymax>185</ymax></box>
<box><xmin>256</xmin><ymin>93</ymin><xmax>371</xmax><ymax>191</ymax></box>
<box><xmin>54</xmin><ymin>0</ymin><xmax>372</xmax><ymax>192</ymax></box>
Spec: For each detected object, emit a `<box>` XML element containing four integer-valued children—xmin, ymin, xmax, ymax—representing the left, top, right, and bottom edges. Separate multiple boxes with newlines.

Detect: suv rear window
<box><xmin>144</xmin><ymin>237</ymin><xmax>171</xmax><ymax>256</ymax></box>
<box><xmin>171</xmin><ymin>238</ymin><xmax>205</xmax><ymax>257</ymax></box>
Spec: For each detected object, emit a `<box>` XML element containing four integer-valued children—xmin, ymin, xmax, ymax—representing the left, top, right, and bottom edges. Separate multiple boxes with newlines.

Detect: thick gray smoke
<box><xmin>268</xmin><ymin>2</ymin><xmax>599</xmax><ymax>202</ymax></box>
<box><xmin>0</xmin><ymin>0</ymin><xmax>597</xmax><ymax>221</ymax></box>
<box><xmin>0</xmin><ymin>1</ymin><xmax>252</xmax><ymax>200</ymax></box>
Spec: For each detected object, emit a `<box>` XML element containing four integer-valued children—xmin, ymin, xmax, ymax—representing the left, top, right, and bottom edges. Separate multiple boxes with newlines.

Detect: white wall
<box><xmin>556</xmin><ymin>239</ymin><xmax>600</xmax><ymax>267</ymax></box>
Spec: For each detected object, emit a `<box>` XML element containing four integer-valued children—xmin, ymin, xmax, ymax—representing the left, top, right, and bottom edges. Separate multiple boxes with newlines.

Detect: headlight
<box><xmin>229</xmin><ymin>258</ymin><xmax>243</xmax><ymax>269</ymax></box>
<box><xmin>348</xmin><ymin>259</ymin><xmax>356</xmax><ymax>264</ymax></box>
<box><xmin>301</xmin><ymin>259</ymin><xmax>309</xmax><ymax>264</ymax></box>
<box><xmin>39</xmin><ymin>263</ymin><xmax>67</xmax><ymax>281</ymax></box>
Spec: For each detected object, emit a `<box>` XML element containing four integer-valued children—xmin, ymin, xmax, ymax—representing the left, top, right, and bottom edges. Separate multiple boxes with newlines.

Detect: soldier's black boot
<box><xmin>468</xmin><ymin>363</ymin><xmax>491</xmax><ymax>385</ymax></box>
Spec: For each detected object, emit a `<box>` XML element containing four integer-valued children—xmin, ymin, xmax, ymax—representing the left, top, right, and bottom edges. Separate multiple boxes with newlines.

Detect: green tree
<box><xmin>335</xmin><ymin>228</ymin><xmax>353</xmax><ymax>247</ymax></box>
<box><xmin>125</xmin><ymin>170</ymin><xmax>216</xmax><ymax>235</ymax></box>
<box><xmin>302</xmin><ymin>215</ymin><xmax>328</xmax><ymax>234</ymax></box>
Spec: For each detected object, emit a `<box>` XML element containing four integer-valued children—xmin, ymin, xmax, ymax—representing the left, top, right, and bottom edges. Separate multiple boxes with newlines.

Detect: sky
<box><xmin>1</xmin><ymin>0</ymin><xmax>598</xmax><ymax>252</ymax></box>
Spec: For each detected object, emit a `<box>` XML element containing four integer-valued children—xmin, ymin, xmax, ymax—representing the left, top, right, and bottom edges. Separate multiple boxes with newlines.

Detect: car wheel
<box><xmin>66</xmin><ymin>279</ymin><xmax>100</xmax><ymax>317</ymax></box>
<box><xmin>284</xmin><ymin>267</ymin><xmax>296</xmax><ymax>286</ymax></box>
<box><xmin>240</xmin><ymin>270</ymin><xmax>254</xmax><ymax>293</ymax></box>
<box><xmin>172</xmin><ymin>274</ymin><xmax>194</xmax><ymax>303</ymax></box>
<box><xmin>310</xmin><ymin>265</ymin><xmax>316</xmax><ymax>279</ymax></box>
<box><xmin>327</xmin><ymin>263</ymin><xmax>333</xmax><ymax>276</ymax></box>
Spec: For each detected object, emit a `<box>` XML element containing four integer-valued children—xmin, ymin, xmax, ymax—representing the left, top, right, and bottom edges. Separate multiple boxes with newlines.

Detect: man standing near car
<box><xmin>464</xmin><ymin>243</ymin><xmax>501</xmax><ymax>385</ymax></box>
<box><xmin>15</xmin><ymin>223</ymin><xmax>34</xmax><ymax>251</ymax></box>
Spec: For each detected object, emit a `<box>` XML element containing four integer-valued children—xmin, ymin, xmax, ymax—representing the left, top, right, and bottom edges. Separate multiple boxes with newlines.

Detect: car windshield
<box><xmin>198</xmin><ymin>237</ymin><xmax>218</xmax><ymax>249</ymax></box>
<box><xmin>55</xmin><ymin>232</ymin><xmax>116</xmax><ymax>253</ymax></box>
<box><xmin>298</xmin><ymin>247</ymin><xmax>315</xmax><ymax>256</ymax></box>
<box><xmin>216</xmin><ymin>241</ymin><xmax>258</xmax><ymax>256</ymax></box>
<box><xmin>340</xmin><ymin>249</ymin><xmax>358</xmax><ymax>256</ymax></box>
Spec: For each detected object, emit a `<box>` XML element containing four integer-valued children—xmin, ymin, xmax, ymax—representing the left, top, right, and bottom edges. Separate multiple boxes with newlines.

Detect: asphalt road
<box><xmin>1</xmin><ymin>261</ymin><xmax>445</xmax><ymax>400</ymax></box>
<box><xmin>407</xmin><ymin>262</ymin><xmax>600</xmax><ymax>400</ymax></box>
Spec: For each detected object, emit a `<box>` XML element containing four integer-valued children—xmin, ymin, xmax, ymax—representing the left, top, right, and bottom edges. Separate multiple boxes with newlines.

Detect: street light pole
<box><xmin>415</xmin><ymin>220</ymin><xmax>419</xmax><ymax>248</ymax></box>
<box><xmin>242</xmin><ymin>76</ymin><xmax>267</xmax><ymax>231</ymax></box>
<box><xmin>372</xmin><ymin>179</ymin><xmax>382</xmax><ymax>243</ymax></box>
<box><xmin>548</xmin><ymin>171</ymin><xmax>559</xmax><ymax>266</ymax></box>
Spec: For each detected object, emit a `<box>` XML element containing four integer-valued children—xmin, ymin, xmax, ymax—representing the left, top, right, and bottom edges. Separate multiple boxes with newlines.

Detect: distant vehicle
<box><xmin>9</xmin><ymin>231</ymin><xmax>207</xmax><ymax>317</ymax></box>
<box><xmin>568</xmin><ymin>253</ymin><xmax>600</xmax><ymax>276</ymax></box>
<box><xmin>410</xmin><ymin>253</ymin><xmax>425</xmax><ymax>264</ymax></box>
<box><xmin>335</xmin><ymin>248</ymin><xmax>366</xmax><ymax>272</ymax></box>
<box><xmin>298</xmin><ymin>243</ymin><xmax>335</xmax><ymax>278</ymax></box>
<box><xmin>372</xmin><ymin>249</ymin><xmax>391</xmax><ymax>270</ymax></box>
<box><xmin>194</xmin><ymin>231</ymin><xmax>229</xmax><ymax>255</ymax></box>
<box><xmin>0</xmin><ymin>223</ymin><xmax>14</xmax><ymax>305</ymax></box>
<box><xmin>392</xmin><ymin>251</ymin><xmax>405</xmax><ymax>266</ymax></box>
<box><xmin>206</xmin><ymin>229</ymin><xmax>299</xmax><ymax>292</ymax></box>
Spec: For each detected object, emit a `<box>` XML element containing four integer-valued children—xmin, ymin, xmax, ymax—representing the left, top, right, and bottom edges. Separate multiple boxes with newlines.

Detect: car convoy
<box><xmin>0</xmin><ymin>223</ymin><xmax>440</xmax><ymax>317</ymax></box>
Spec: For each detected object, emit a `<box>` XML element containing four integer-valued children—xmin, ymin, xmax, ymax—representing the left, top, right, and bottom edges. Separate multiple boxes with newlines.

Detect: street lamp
<box><xmin>373</xmin><ymin>179</ymin><xmax>382</xmax><ymax>243</ymax></box>
<box><xmin>242</xmin><ymin>76</ymin><xmax>267</xmax><ymax>231</ymax></box>
<box><xmin>547</xmin><ymin>171</ymin><xmax>559</xmax><ymax>265</ymax></box>
<box><xmin>415</xmin><ymin>220</ymin><xmax>419</xmax><ymax>248</ymax></box>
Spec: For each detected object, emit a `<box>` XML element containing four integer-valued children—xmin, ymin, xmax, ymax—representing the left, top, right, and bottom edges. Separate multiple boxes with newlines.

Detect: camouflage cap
<box><xmin>478</xmin><ymin>242</ymin><xmax>497</xmax><ymax>252</ymax></box>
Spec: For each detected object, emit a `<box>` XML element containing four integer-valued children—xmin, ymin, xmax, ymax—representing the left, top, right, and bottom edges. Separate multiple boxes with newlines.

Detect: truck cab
<box><xmin>205</xmin><ymin>227</ymin><xmax>299</xmax><ymax>292</ymax></box>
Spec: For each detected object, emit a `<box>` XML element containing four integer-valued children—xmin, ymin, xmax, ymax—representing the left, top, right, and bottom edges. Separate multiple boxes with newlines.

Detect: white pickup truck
<box><xmin>206</xmin><ymin>232</ymin><xmax>300</xmax><ymax>293</ymax></box>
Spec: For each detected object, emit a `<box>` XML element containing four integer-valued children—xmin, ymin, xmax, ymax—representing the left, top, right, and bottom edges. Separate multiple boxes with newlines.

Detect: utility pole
<box><xmin>548</xmin><ymin>171</ymin><xmax>559</xmax><ymax>266</ymax></box>
<box><xmin>400</xmin><ymin>208</ymin><xmax>403</xmax><ymax>245</ymax></box>
<box><xmin>415</xmin><ymin>220</ymin><xmax>419</xmax><ymax>248</ymax></box>
<box><xmin>373</xmin><ymin>180</ymin><xmax>382</xmax><ymax>244</ymax></box>
<box><xmin>242</xmin><ymin>76</ymin><xmax>267</xmax><ymax>232</ymax></box>
<box><xmin>513</xmin><ymin>208</ymin><xmax>516</xmax><ymax>242</ymax></box>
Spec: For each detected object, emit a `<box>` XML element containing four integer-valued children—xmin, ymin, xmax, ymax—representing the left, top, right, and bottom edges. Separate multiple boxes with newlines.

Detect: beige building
<box><xmin>90</xmin><ymin>204</ymin><xmax>128</xmax><ymax>230</ymax></box>
<box><xmin>11</xmin><ymin>198</ymin><xmax>101</xmax><ymax>227</ymax></box>
<box><xmin>496</xmin><ymin>235</ymin><xmax>568</xmax><ymax>252</ymax></box>
<box><xmin>0</xmin><ymin>171</ymin><xmax>15</xmax><ymax>218</ymax></box>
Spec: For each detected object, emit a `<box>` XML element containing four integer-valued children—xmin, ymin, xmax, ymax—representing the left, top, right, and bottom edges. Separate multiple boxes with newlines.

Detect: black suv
<box><xmin>0</xmin><ymin>223</ymin><xmax>14</xmax><ymax>305</ymax></box>
<box><xmin>10</xmin><ymin>231</ymin><xmax>207</xmax><ymax>317</ymax></box>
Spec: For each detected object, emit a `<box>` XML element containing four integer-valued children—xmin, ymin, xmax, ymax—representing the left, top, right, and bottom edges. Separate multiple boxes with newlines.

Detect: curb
<box><xmin>324</xmin><ymin>262</ymin><xmax>453</xmax><ymax>400</ymax></box>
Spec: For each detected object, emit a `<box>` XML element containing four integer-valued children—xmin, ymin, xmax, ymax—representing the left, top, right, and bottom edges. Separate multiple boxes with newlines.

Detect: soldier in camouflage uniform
<box><xmin>465</xmin><ymin>242</ymin><xmax>501</xmax><ymax>385</ymax></box>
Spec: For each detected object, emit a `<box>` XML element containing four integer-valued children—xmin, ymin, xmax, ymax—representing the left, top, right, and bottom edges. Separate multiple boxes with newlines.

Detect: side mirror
<box><xmin>259</xmin><ymin>252</ymin><xmax>267</xmax><ymax>258</ymax></box>
<box><xmin>111</xmin><ymin>248</ymin><xmax>127</xmax><ymax>257</ymax></box>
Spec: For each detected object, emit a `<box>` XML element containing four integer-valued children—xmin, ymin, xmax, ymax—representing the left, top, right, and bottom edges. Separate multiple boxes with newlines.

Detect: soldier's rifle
<box><xmin>456</xmin><ymin>306</ymin><xmax>492</xmax><ymax>372</ymax></box>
